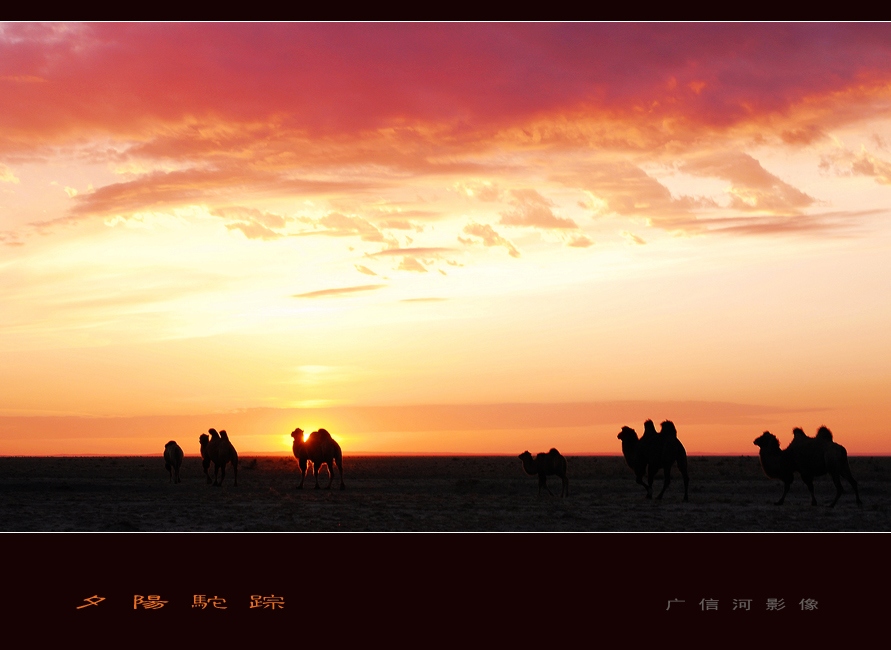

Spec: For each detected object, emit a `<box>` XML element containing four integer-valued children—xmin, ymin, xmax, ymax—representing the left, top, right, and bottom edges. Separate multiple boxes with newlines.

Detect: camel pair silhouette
<box><xmin>198</xmin><ymin>428</ymin><xmax>238</xmax><ymax>486</ymax></box>
<box><xmin>291</xmin><ymin>427</ymin><xmax>345</xmax><ymax>490</ymax></box>
<box><xmin>618</xmin><ymin>419</ymin><xmax>689</xmax><ymax>502</ymax></box>
<box><xmin>754</xmin><ymin>426</ymin><xmax>861</xmax><ymax>507</ymax></box>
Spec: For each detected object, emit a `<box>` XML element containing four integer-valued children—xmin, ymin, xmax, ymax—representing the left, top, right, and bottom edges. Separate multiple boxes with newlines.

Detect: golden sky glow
<box><xmin>2</xmin><ymin>23</ymin><xmax>891</xmax><ymax>455</ymax></box>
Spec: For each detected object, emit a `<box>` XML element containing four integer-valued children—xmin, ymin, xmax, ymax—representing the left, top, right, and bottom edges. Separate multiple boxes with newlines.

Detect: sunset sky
<box><xmin>2</xmin><ymin>23</ymin><xmax>891</xmax><ymax>455</ymax></box>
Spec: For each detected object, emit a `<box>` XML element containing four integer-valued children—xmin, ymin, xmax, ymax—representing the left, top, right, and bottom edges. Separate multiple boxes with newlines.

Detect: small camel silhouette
<box><xmin>291</xmin><ymin>427</ymin><xmax>345</xmax><ymax>490</ymax></box>
<box><xmin>198</xmin><ymin>431</ymin><xmax>213</xmax><ymax>484</ymax></box>
<box><xmin>786</xmin><ymin>426</ymin><xmax>861</xmax><ymax>507</ymax></box>
<box><xmin>163</xmin><ymin>440</ymin><xmax>183</xmax><ymax>484</ymax></box>
<box><xmin>518</xmin><ymin>448</ymin><xmax>569</xmax><ymax>497</ymax></box>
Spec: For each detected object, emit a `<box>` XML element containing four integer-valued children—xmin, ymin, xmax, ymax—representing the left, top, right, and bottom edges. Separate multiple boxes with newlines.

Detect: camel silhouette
<box><xmin>753</xmin><ymin>431</ymin><xmax>796</xmax><ymax>505</ymax></box>
<box><xmin>518</xmin><ymin>448</ymin><xmax>569</xmax><ymax>497</ymax></box>
<box><xmin>291</xmin><ymin>427</ymin><xmax>345</xmax><ymax>490</ymax></box>
<box><xmin>787</xmin><ymin>426</ymin><xmax>861</xmax><ymax>507</ymax></box>
<box><xmin>198</xmin><ymin>431</ymin><xmax>214</xmax><ymax>484</ymax></box>
<box><xmin>163</xmin><ymin>440</ymin><xmax>183</xmax><ymax>484</ymax></box>
<box><xmin>213</xmin><ymin>430</ymin><xmax>239</xmax><ymax>487</ymax></box>
<box><xmin>199</xmin><ymin>428</ymin><xmax>238</xmax><ymax>487</ymax></box>
<box><xmin>618</xmin><ymin>419</ymin><xmax>689</xmax><ymax>501</ymax></box>
<box><xmin>618</xmin><ymin>425</ymin><xmax>651</xmax><ymax>497</ymax></box>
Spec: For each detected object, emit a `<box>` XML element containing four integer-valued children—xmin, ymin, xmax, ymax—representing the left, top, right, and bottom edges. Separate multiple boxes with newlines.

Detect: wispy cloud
<box><xmin>681</xmin><ymin>152</ymin><xmax>816</xmax><ymax>213</ymax></box>
<box><xmin>500</xmin><ymin>189</ymin><xmax>578</xmax><ymax>229</ymax></box>
<box><xmin>292</xmin><ymin>284</ymin><xmax>386</xmax><ymax>298</ymax></box>
<box><xmin>459</xmin><ymin>222</ymin><xmax>520</xmax><ymax>257</ymax></box>
<box><xmin>0</xmin><ymin>164</ymin><xmax>19</xmax><ymax>184</ymax></box>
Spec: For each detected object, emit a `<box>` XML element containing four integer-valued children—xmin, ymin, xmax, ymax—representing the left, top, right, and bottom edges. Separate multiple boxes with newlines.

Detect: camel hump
<box><xmin>643</xmin><ymin>419</ymin><xmax>657</xmax><ymax>436</ymax></box>
<box><xmin>660</xmin><ymin>420</ymin><xmax>678</xmax><ymax>438</ymax></box>
<box><xmin>792</xmin><ymin>427</ymin><xmax>808</xmax><ymax>440</ymax></box>
<box><xmin>816</xmin><ymin>426</ymin><xmax>834</xmax><ymax>442</ymax></box>
<box><xmin>220</xmin><ymin>430</ymin><xmax>230</xmax><ymax>441</ymax></box>
<box><xmin>316</xmin><ymin>428</ymin><xmax>332</xmax><ymax>440</ymax></box>
<box><xmin>165</xmin><ymin>440</ymin><xmax>177</xmax><ymax>447</ymax></box>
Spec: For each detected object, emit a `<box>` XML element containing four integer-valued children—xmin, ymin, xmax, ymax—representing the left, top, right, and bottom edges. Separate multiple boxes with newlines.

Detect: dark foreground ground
<box><xmin>0</xmin><ymin>455</ymin><xmax>887</xmax><ymax>531</ymax></box>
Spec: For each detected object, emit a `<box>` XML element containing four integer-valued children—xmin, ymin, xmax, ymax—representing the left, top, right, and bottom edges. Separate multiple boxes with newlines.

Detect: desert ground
<box><xmin>0</xmin><ymin>454</ymin><xmax>888</xmax><ymax>531</ymax></box>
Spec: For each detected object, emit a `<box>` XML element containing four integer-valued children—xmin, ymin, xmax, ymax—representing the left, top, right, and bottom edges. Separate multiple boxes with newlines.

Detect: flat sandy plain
<box><xmin>1</xmin><ymin>454</ymin><xmax>888</xmax><ymax>531</ymax></box>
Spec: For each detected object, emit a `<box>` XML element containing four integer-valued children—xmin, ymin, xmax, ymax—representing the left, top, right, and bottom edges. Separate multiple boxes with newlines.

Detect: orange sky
<box><xmin>2</xmin><ymin>23</ymin><xmax>891</xmax><ymax>455</ymax></box>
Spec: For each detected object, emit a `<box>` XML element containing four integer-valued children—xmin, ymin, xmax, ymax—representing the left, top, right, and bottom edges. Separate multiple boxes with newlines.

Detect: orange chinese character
<box><xmin>250</xmin><ymin>594</ymin><xmax>284</xmax><ymax>609</ymax></box>
<box><xmin>134</xmin><ymin>595</ymin><xmax>168</xmax><ymax>610</ymax></box>
<box><xmin>76</xmin><ymin>595</ymin><xmax>105</xmax><ymax>609</ymax></box>
<box><xmin>196</xmin><ymin>595</ymin><xmax>227</xmax><ymax>609</ymax></box>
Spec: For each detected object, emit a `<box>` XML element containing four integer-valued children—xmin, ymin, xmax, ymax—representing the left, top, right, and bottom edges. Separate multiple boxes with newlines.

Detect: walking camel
<box><xmin>518</xmin><ymin>448</ymin><xmax>569</xmax><ymax>497</ymax></box>
<box><xmin>291</xmin><ymin>427</ymin><xmax>345</xmax><ymax>490</ymax></box>
<box><xmin>618</xmin><ymin>419</ymin><xmax>689</xmax><ymax>502</ymax></box>
<box><xmin>199</xmin><ymin>428</ymin><xmax>238</xmax><ymax>487</ymax></box>
<box><xmin>787</xmin><ymin>426</ymin><xmax>861</xmax><ymax>507</ymax></box>
<box><xmin>163</xmin><ymin>440</ymin><xmax>184</xmax><ymax>484</ymax></box>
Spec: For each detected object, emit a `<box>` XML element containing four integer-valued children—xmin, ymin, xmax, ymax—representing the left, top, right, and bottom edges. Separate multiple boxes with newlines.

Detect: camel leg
<box><xmin>839</xmin><ymin>465</ymin><xmax>861</xmax><ymax>506</ymax></box>
<box><xmin>232</xmin><ymin>461</ymin><xmax>237</xmax><ymax>487</ymax></box>
<box><xmin>656</xmin><ymin>464</ymin><xmax>672</xmax><ymax>500</ymax></box>
<box><xmin>777</xmin><ymin>479</ymin><xmax>791</xmax><ymax>506</ymax></box>
<box><xmin>561</xmin><ymin>473</ymin><xmax>569</xmax><ymax>498</ymax></box>
<box><xmin>802</xmin><ymin>475</ymin><xmax>818</xmax><ymax>506</ymax></box>
<box><xmin>636</xmin><ymin>474</ymin><xmax>650</xmax><ymax>498</ymax></box>
<box><xmin>336</xmin><ymin>459</ymin><xmax>345</xmax><ymax>490</ymax></box>
<box><xmin>647</xmin><ymin>466</ymin><xmax>659</xmax><ymax>500</ymax></box>
<box><xmin>313</xmin><ymin>462</ymin><xmax>321</xmax><ymax>489</ymax></box>
<box><xmin>539</xmin><ymin>474</ymin><xmax>553</xmax><ymax>496</ymax></box>
<box><xmin>219</xmin><ymin>463</ymin><xmax>227</xmax><ymax>486</ymax></box>
<box><xmin>297</xmin><ymin>460</ymin><xmax>307</xmax><ymax>489</ymax></box>
<box><xmin>204</xmin><ymin>459</ymin><xmax>213</xmax><ymax>485</ymax></box>
<box><xmin>677</xmin><ymin>455</ymin><xmax>690</xmax><ymax>502</ymax></box>
<box><xmin>828</xmin><ymin>471</ymin><xmax>845</xmax><ymax>508</ymax></box>
<box><xmin>647</xmin><ymin>466</ymin><xmax>665</xmax><ymax>499</ymax></box>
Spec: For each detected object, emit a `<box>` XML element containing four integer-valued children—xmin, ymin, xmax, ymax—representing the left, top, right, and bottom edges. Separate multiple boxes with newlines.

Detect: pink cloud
<box><xmin>681</xmin><ymin>152</ymin><xmax>815</xmax><ymax>213</ymax></box>
<box><xmin>576</xmin><ymin>162</ymin><xmax>706</xmax><ymax>230</ymax></box>
<box><xmin>4</xmin><ymin>24</ymin><xmax>891</xmax><ymax>149</ymax></box>
<box><xmin>499</xmin><ymin>189</ymin><xmax>578</xmax><ymax>229</ymax></box>
<box><xmin>459</xmin><ymin>222</ymin><xmax>520</xmax><ymax>258</ymax></box>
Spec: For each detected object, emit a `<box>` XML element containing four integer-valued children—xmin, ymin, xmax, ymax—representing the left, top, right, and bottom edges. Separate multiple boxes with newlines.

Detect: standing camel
<box><xmin>787</xmin><ymin>426</ymin><xmax>861</xmax><ymax>507</ymax></box>
<box><xmin>198</xmin><ymin>431</ymin><xmax>214</xmax><ymax>484</ymax></box>
<box><xmin>617</xmin><ymin>425</ymin><xmax>650</xmax><ymax>497</ymax></box>
<box><xmin>211</xmin><ymin>430</ymin><xmax>238</xmax><ymax>487</ymax></box>
<box><xmin>163</xmin><ymin>440</ymin><xmax>184</xmax><ymax>484</ymax></box>
<box><xmin>518</xmin><ymin>448</ymin><xmax>569</xmax><ymax>497</ymax></box>
<box><xmin>617</xmin><ymin>420</ymin><xmax>689</xmax><ymax>502</ymax></box>
<box><xmin>291</xmin><ymin>427</ymin><xmax>345</xmax><ymax>490</ymax></box>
